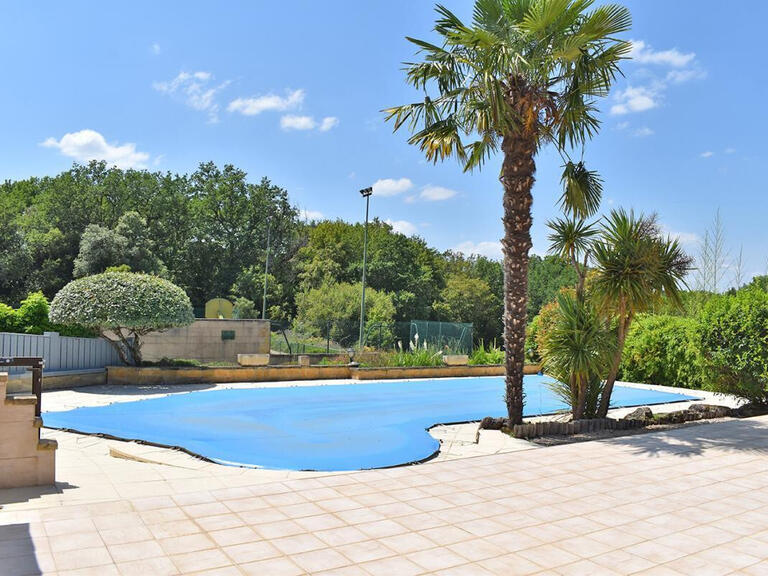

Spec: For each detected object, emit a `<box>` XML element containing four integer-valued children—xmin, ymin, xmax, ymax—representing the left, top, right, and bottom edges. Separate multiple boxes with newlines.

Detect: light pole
<box><xmin>358</xmin><ymin>187</ymin><xmax>373</xmax><ymax>348</ymax></box>
<box><xmin>262</xmin><ymin>218</ymin><xmax>271</xmax><ymax>320</ymax></box>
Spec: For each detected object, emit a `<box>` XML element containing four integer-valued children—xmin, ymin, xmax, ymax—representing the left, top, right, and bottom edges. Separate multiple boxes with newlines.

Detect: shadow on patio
<box><xmin>605</xmin><ymin>417</ymin><xmax>768</xmax><ymax>458</ymax></box>
<box><xmin>0</xmin><ymin>524</ymin><xmax>44</xmax><ymax>575</ymax></box>
<box><xmin>0</xmin><ymin>482</ymin><xmax>78</xmax><ymax>507</ymax></box>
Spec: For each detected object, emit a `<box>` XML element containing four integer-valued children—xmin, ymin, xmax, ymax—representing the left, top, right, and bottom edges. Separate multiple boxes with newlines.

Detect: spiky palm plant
<box><xmin>540</xmin><ymin>292</ymin><xmax>614</xmax><ymax>419</ymax></box>
<box><xmin>591</xmin><ymin>209</ymin><xmax>692</xmax><ymax>416</ymax></box>
<box><xmin>386</xmin><ymin>0</ymin><xmax>631</xmax><ymax>423</ymax></box>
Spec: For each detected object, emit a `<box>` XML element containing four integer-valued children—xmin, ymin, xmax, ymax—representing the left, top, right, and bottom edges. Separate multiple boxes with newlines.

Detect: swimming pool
<box><xmin>44</xmin><ymin>376</ymin><xmax>699</xmax><ymax>471</ymax></box>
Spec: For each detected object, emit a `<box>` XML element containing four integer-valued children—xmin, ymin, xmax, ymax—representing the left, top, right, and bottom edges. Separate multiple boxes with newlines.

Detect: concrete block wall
<box><xmin>0</xmin><ymin>372</ymin><xmax>56</xmax><ymax>488</ymax></box>
<box><xmin>140</xmin><ymin>319</ymin><xmax>270</xmax><ymax>363</ymax></box>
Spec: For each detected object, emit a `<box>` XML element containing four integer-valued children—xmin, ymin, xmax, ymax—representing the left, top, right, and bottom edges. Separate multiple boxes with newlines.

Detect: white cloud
<box><xmin>151</xmin><ymin>42</ymin><xmax>161</xmax><ymax>55</ymax></box>
<box><xmin>724</xmin><ymin>147</ymin><xmax>736</xmax><ymax>155</ymax></box>
<box><xmin>420</xmin><ymin>185</ymin><xmax>458</xmax><ymax>201</ymax></box>
<box><xmin>700</xmin><ymin>151</ymin><xmax>714</xmax><ymax>158</ymax></box>
<box><xmin>454</xmin><ymin>240</ymin><xmax>503</xmax><ymax>260</ymax></box>
<box><xmin>633</xmin><ymin>126</ymin><xmax>654</xmax><ymax>137</ymax></box>
<box><xmin>153</xmin><ymin>71</ymin><xmax>230</xmax><ymax>123</ymax></box>
<box><xmin>386</xmin><ymin>219</ymin><xmax>418</xmax><ymax>236</ymax></box>
<box><xmin>616</xmin><ymin>121</ymin><xmax>630</xmax><ymax>130</ymax></box>
<box><xmin>629</xmin><ymin>40</ymin><xmax>696</xmax><ymax>67</ymax></box>
<box><xmin>300</xmin><ymin>209</ymin><xmax>324</xmax><ymax>221</ymax></box>
<box><xmin>278</xmin><ymin>114</ymin><xmax>338</xmax><ymax>132</ymax></box>
<box><xmin>610</xmin><ymin>85</ymin><xmax>659</xmax><ymax>115</ymax></box>
<box><xmin>373</xmin><ymin>178</ymin><xmax>413</xmax><ymax>197</ymax></box>
<box><xmin>319</xmin><ymin>117</ymin><xmax>339</xmax><ymax>132</ymax></box>
<box><xmin>612</xmin><ymin>39</ymin><xmax>704</xmax><ymax>117</ymax></box>
<box><xmin>228</xmin><ymin>89</ymin><xmax>305</xmax><ymax>116</ymax></box>
<box><xmin>280</xmin><ymin>115</ymin><xmax>316</xmax><ymax>131</ymax></box>
<box><xmin>41</xmin><ymin>129</ymin><xmax>150</xmax><ymax>169</ymax></box>
<box><xmin>661</xmin><ymin>226</ymin><xmax>701</xmax><ymax>248</ymax></box>
<box><xmin>665</xmin><ymin>69</ymin><xmax>707</xmax><ymax>84</ymax></box>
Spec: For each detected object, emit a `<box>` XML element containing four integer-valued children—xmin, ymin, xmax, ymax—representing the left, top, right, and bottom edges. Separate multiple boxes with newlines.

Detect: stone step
<box><xmin>37</xmin><ymin>439</ymin><xmax>58</xmax><ymax>451</ymax></box>
<box><xmin>4</xmin><ymin>394</ymin><xmax>37</xmax><ymax>406</ymax></box>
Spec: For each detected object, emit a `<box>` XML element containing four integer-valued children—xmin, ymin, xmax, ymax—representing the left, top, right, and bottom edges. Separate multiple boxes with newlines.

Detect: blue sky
<box><xmin>1</xmin><ymin>1</ymin><xmax>766</xmax><ymax>284</ymax></box>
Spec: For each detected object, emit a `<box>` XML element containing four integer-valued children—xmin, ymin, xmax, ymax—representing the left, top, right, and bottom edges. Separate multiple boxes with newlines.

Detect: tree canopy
<box><xmin>49</xmin><ymin>272</ymin><xmax>194</xmax><ymax>365</ymax></box>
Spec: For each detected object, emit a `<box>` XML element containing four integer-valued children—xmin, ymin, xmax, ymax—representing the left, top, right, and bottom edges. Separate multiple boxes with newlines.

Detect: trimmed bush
<box><xmin>698</xmin><ymin>288</ymin><xmax>768</xmax><ymax>405</ymax></box>
<box><xmin>50</xmin><ymin>272</ymin><xmax>194</xmax><ymax>365</ymax></box>
<box><xmin>620</xmin><ymin>314</ymin><xmax>706</xmax><ymax>389</ymax></box>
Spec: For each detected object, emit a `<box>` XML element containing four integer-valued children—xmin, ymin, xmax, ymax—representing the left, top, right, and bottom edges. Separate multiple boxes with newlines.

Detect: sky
<box><xmin>1</xmin><ymin>1</ymin><xmax>766</xmax><ymax>284</ymax></box>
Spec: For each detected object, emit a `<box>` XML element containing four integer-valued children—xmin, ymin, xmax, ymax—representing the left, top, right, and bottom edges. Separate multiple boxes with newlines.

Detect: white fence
<box><xmin>0</xmin><ymin>332</ymin><xmax>121</xmax><ymax>375</ymax></box>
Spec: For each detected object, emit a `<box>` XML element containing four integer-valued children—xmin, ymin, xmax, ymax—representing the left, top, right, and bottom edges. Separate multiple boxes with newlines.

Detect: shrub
<box><xmin>50</xmin><ymin>272</ymin><xmax>194</xmax><ymax>365</ymax></box>
<box><xmin>698</xmin><ymin>288</ymin><xmax>768</xmax><ymax>405</ymax></box>
<box><xmin>468</xmin><ymin>341</ymin><xmax>505</xmax><ymax>365</ymax></box>
<box><xmin>619</xmin><ymin>314</ymin><xmax>706</xmax><ymax>389</ymax></box>
<box><xmin>232</xmin><ymin>297</ymin><xmax>258</xmax><ymax>319</ymax></box>
<box><xmin>380</xmin><ymin>348</ymin><xmax>444</xmax><ymax>367</ymax></box>
<box><xmin>525</xmin><ymin>316</ymin><xmax>541</xmax><ymax>363</ymax></box>
<box><xmin>15</xmin><ymin>292</ymin><xmax>51</xmax><ymax>334</ymax></box>
<box><xmin>0</xmin><ymin>303</ymin><xmax>19</xmax><ymax>332</ymax></box>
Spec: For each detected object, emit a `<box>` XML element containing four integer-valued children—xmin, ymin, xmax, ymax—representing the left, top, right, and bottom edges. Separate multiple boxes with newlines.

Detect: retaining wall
<box><xmin>107</xmin><ymin>364</ymin><xmax>542</xmax><ymax>386</ymax></box>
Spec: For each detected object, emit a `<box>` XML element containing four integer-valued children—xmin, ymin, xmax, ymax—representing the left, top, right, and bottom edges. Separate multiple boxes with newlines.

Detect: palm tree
<box><xmin>591</xmin><ymin>209</ymin><xmax>692</xmax><ymax>417</ymax></box>
<box><xmin>385</xmin><ymin>0</ymin><xmax>631</xmax><ymax>423</ymax></box>
<box><xmin>540</xmin><ymin>292</ymin><xmax>615</xmax><ymax>419</ymax></box>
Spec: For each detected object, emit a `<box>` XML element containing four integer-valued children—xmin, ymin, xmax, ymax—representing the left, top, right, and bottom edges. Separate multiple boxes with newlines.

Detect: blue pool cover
<box><xmin>44</xmin><ymin>376</ymin><xmax>699</xmax><ymax>471</ymax></box>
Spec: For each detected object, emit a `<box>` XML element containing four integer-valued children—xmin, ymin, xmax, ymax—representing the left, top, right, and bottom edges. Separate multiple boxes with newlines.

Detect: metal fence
<box><xmin>0</xmin><ymin>332</ymin><xmax>121</xmax><ymax>375</ymax></box>
<box><xmin>272</xmin><ymin>319</ymin><xmax>474</xmax><ymax>354</ymax></box>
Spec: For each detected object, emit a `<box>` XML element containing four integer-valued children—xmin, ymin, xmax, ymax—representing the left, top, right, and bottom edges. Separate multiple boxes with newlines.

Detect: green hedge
<box><xmin>699</xmin><ymin>288</ymin><xmax>768</xmax><ymax>405</ymax></box>
<box><xmin>0</xmin><ymin>292</ymin><xmax>94</xmax><ymax>336</ymax></box>
<box><xmin>619</xmin><ymin>314</ymin><xmax>706</xmax><ymax>389</ymax></box>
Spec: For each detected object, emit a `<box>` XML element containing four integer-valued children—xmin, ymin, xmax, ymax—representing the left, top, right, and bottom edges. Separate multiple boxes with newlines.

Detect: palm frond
<box><xmin>559</xmin><ymin>161</ymin><xmax>603</xmax><ymax>218</ymax></box>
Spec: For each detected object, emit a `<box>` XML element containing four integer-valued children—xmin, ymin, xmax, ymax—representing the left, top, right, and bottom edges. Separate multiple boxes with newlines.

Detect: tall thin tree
<box><xmin>385</xmin><ymin>0</ymin><xmax>631</xmax><ymax>422</ymax></box>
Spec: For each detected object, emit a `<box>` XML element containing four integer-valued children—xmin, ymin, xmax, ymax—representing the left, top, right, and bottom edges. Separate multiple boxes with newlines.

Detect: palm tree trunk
<box><xmin>597</xmin><ymin>314</ymin><xmax>629</xmax><ymax>418</ymax></box>
<box><xmin>500</xmin><ymin>133</ymin><xmax>536</xmax><ymax>425</ymax></box>
<box><xmin>574</xmin><ymin>374</ymin><xmax>587</xmax><ymax>420</ymax></box>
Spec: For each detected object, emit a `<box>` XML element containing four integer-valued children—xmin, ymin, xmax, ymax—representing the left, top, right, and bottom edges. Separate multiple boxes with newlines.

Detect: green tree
<box><xmin>540</xmin><ymin>292</ymin><xmax>614</xmax><ymax>419</ymax></box>
<box><xmin>73</xmin><ymin>211</ymin><xmax>165</xmax><ymax>278</ymax></box>
<box><xmin>49</xmin><ymin>272</ymin><xmax>194</xmax><ymax>365</ymax></box>
<box><xmin>386</xmin><ymin>0</ymin><xmax>631</xmax><ymax>423</ymax></box>
<box><xmin>296</xmin><ymin>219</ymin><xmax>444</xmax><ymax>321</ymax></box>
<box><xmin>433</xmin><ymin>275</ymin><xmax>501</xmax><ymax>343</ymax></box>
<box><xmin>527</xmin><ymin>254</ymin><xmax>579</xmax><ymax>320</ymax></box>
<box><xmin>294</xmin><ymin>281</ymin><xmax>396</xmax><ymax>347</ymax></box>
<box><xmin>591</xmin><ymin>210</ymin><xmax>692</xmax><ymax>416</ymax></box>
<box><xmin>179</xmin><ymin>162</ymin><xmax>299</xmax><ymax>307</ymax></box>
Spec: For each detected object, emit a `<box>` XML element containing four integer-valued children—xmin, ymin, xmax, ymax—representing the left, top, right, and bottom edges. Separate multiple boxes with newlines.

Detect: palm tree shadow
<box><xmin>602</xmin><ymin>418</ymin><xmax>768</xmax><ymax>458</ymax></box>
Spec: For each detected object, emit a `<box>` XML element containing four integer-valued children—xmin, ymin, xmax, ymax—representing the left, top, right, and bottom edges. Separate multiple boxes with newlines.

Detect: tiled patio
<box><xmin>2</xmin><ymin>416</ymin><xmax>768</xmax><ymax>575</ymax></box>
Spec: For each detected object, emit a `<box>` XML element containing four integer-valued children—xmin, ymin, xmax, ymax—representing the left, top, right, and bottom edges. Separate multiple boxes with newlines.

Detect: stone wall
<box><xmin>140</xmin><ymin>319</ymin><xmax>270</xmax><ymax>363</ymax></box>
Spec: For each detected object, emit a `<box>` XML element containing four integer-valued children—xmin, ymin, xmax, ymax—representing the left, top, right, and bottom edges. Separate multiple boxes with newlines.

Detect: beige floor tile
<box><xmin>170</xmin><ymin>548</ymin><xmax>231</xmax><ymax>573</ymax></box>
<box><xmin>239</xmin><ymin>556</ymin><xmax>304</xmax><ymax>576</ymax></box>
<box><xmin>336</xmin><ymin>539</ymin><xmax>396</xmax><ymax>564</ymax></box>
<box><xmin>52</xmin><ymin>546</ymin><xmax>113</xmax><ymax>571</ymax></box>
<box><xmin>107</xmin><ymin>539</ymin><xmax>164</xmax><ymax>563</ymax></box>
<box><xmin>221</xmin><ymin>540</ymin><xmax>281</xmax><ymax>564</ymax></box>
<box><xmin>406</xmin><ymin>547</ymin><xmax>468</xmax><ymax>571</ymax></box>
<box><xmin>158</xmin><ymin>532</ymin><xmax>216</xmax><ymax>555</ymax></box>
<box><xmin>271</xmin><ymin>532</ymin><xmax>326</xmax><ymax>555</ymax></box>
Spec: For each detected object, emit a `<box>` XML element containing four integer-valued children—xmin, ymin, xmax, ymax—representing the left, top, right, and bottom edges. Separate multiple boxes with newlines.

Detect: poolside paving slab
<box><xmin>2</xmin><ymin>411</ymin><xmax>768</xmax><ymax>574</ymax></box>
